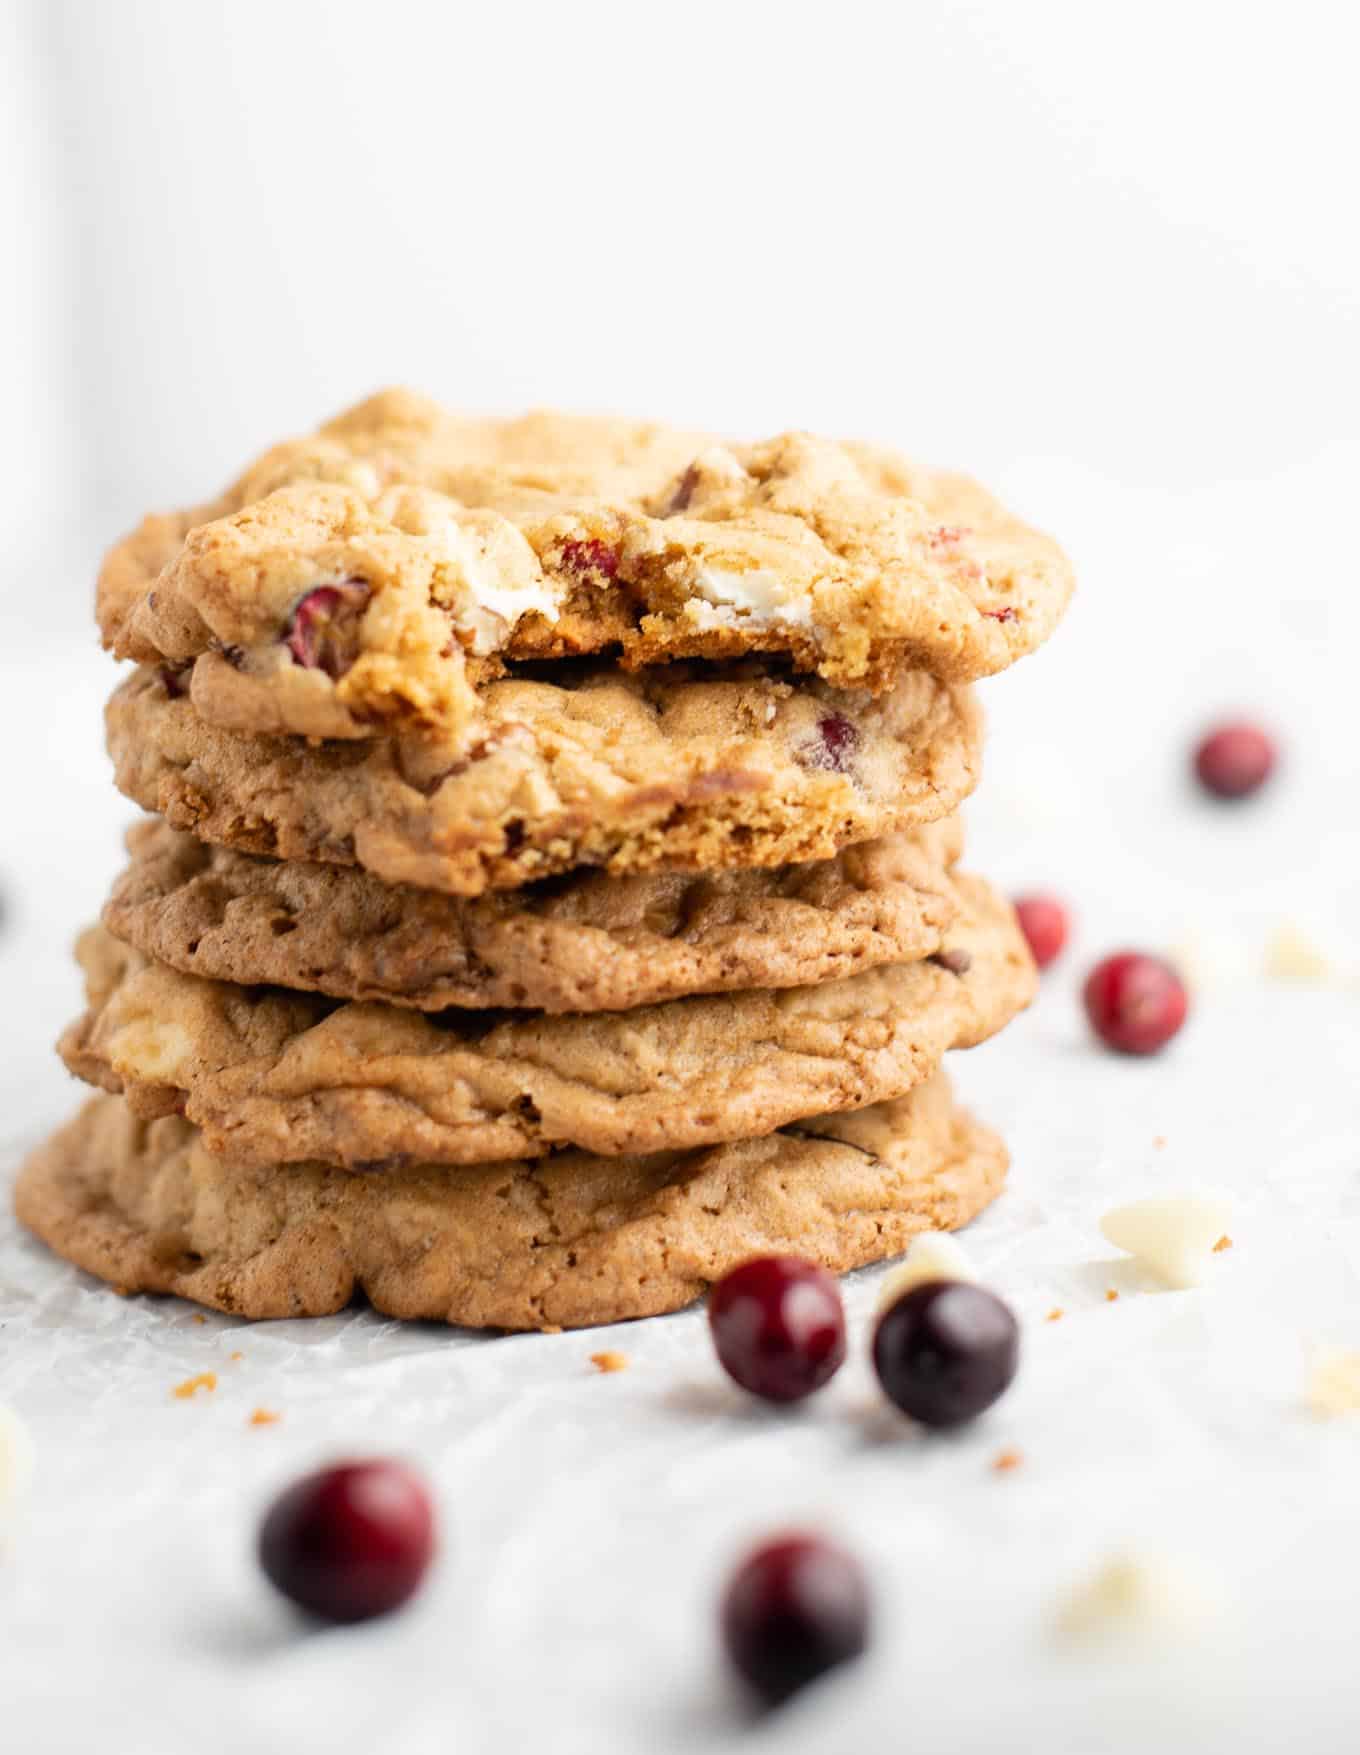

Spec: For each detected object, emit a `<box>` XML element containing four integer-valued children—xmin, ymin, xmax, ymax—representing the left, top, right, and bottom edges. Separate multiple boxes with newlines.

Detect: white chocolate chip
<box><xmin>0</xmin><ymin>1405</ymin><xmax>34</xmax><ymax>1520</ymax></box>
<box><xmin>1167</xmin><ymin>930</ymin><xmax>1250</xmax><ymax>994</ymax></box>
<box><xmin>688</xmin><ymin>564</ymin><xmax>815</xmax><ymax>629</ymax></box>
<box><xmin>1099</xmin><ymin>1195</ymin><xmax>1232</xmax><ymax>1290</ymax></box>
<box><xmin>1056</xmin><ymin>1553</ymin><xmax>1214</xmax><ymax>1644</ymax></box>
<box><xmin>876</xmin><ymin>1233</ymin><xmax>979</xmax><ymax>1313</ymax></box>
<box><xmin>1264</xmin><ymin>923</ymin><xmax>1332</xmax><ymax>984</ymax></box>
<box><xmin>1306</xmin><ymin>1347</ymin><xmax>1360</xmax><ymax>1417</ymax></box>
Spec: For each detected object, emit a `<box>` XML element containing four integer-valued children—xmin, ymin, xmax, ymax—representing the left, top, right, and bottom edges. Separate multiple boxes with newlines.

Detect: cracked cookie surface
<box><xmin>15</xmin><ymin>1074</ymin><xmax>1006</xmax><ymax>1330</ymax></box>
<box><xmin>107</xmin><ymin>661</ymin><xmax>982</xmax><ymax>895</ymax></box>
<box><xmin>103</xmin><ymin>817</ymin><xmax>966</xmax><ymax>1013</ymax></box>
<box><xmin>61</xmin><ymin>876</ymin><xmax>1034</xmax><ymax>1169</ymax></box>
<box><xmin>97</xmin><ymin>388</ymin><xmax>1072</xmax><ymax>742</ymax></box>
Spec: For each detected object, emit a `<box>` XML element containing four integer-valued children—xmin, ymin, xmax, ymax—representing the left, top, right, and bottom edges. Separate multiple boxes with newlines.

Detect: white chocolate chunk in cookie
<box><xmin>875</xmin><ymin>1231</ymin><xmax>979</xmax><ymax>1312</ymax></box>
<box><xmin>1100</xmin><ymin>1195</ymin><xmax>1232</xmax><ymax>1290</ymax></box>
<box><xmin>686</xmin><ymin>564</ymin><xmax>816</xmax><ymax>629</ymax></box>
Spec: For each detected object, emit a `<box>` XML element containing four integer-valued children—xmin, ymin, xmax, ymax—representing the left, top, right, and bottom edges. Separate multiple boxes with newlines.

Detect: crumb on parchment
<box><xmin>172</xmin><ymin>1373</ymin><xmax>217</xmax><ymax>1400</ymax></box>
<box><xmin>1213</xmin><ymin>1235</ymin><xmax>1233</xmax><ymax>1253</ymax></box>
<box><xmin>1046</xmin><ymin>1308</ymin><xmax>1064</xmax><ymax>1322</ymax></box>
<box><xmin>249</xmin><ymin>1409</ymin><xmax>281</xmax><ymax>1428</ymax></box>
<box><xmin>991</xmin><ymin>1448</ymin><xmax>1023</xmax><ymax>1473</ymax></box>
<box><xmin>590</xmin><ymin>1351</ymin><xmax>629</xmax><ymax>1374</ymax></box>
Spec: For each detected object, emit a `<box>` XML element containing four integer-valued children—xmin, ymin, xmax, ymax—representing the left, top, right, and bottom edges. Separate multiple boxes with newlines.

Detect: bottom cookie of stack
<box><xmin>16</xmin><ymin>1074</ymin><xmax>1005</xmax><ymax>1331</ymax></box>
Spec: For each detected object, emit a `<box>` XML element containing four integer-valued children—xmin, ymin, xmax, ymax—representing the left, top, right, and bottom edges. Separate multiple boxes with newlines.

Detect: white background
<box><xmin>2</xmin><ymin>3</ymin><xmax>1359</xmax><ymax>1750</ymax></box>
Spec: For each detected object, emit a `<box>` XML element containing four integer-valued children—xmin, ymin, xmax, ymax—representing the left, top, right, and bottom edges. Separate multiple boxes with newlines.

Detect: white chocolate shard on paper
<box><xmin>1056</xmin><ymin>1552</ymin><xmax>1215</xmax><ymax>1644</ymax></box>
<box><xmin>876</xmin><ymin>1232</ymin><xmax>979</xmax><ymax>1313</ymax></box>
<box><xmin>1100</xmin><ymin>1195</ymin><xmax>1232</xmax><ymax>1290</ymax></box>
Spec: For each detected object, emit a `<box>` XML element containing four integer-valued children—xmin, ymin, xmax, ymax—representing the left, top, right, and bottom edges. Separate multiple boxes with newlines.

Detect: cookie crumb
<box><xmin>229</xmin><ymin>1351</ymin><xmax>244</xmax><ymax>1362</ymax></box>
<box><xmin>172</xmin><ymin>1372</ymin><xmax>217</xmax><ymax>1400</ymax></box>
<box><xmin>1046</xmin><ymin>1307</ymin><xmax>1065</xmax><ymax>1322</ymax></box>
<box><xmin>1153</xmin><ymin>1135</ymin><xmax>1167</xmax><ymax>1150</ymax></box>
<box><xmin>191</xmin><ymin>1314</ymin><xmax>207</xmax><ymax>1325</ymax></box>
<box><xmin>248</xmin><ymin>1408</ymin><xmax>280</xmax><ymax>1427</ymax></box>
<box><xmin>1213</xmin><ymin>1234</ymin><xmax>1233</xmax><ymax>1253</ymax></box>
<box><xmin>590</xmin><ymin>1350</ymin><xmax>629</xmax><ymax>1374</ymax></box>
<box><xmin>1307</xmin><ymin>1348</ymin><xmax>1360</xmax><ymax>1417</ymax></box>
<box><xmin>991</xmin><ymin>1448</ymin><xmax>1023</xmax><ymax>1473</ymax></box>
<box><xmin>1105</xmin><ymin>1289</ymin><xmax>1120</xmax><ymax>1303</ymax></box>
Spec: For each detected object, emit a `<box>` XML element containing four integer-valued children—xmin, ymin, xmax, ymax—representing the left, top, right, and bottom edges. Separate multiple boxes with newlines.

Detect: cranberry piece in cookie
<box><xmin>708</xmin><ymin>1256</ymin><xmax>846</xmax><ymax>1404</ymax></box>
<box><xmin>1083</xmin><ymin>952</ymin><xmax>1187</xmax><ymax>1055</ymax></box>
<box><xmin>557</xmin><ymin>537</ymin><xmax>620</xmax><ymax>581</ymax></box>
<box><xmin>1192</xmin><ymin>719</ymin><xmax>1276</xmax><ymax>800</ymax></box>
<box><xmin>800</xmin><ymin>713</ymin><xmax>859</xmax><ymax>774</ymax></box>
<box><xmin>722</xmin><ymin>1534</ymin><xmax>870</xmax><ymax>1708</ymax></box>
<box><xmin>258</xmin><ymin>1459</ymin><xmax>435</xmax><ymax>1624</ymax></box>
<box><xmin>285</xmin><ymin>580</ymin><xmax>370</xmax><ymax>678</ymax></box>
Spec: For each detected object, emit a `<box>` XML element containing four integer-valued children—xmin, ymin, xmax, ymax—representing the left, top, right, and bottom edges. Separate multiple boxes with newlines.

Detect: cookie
<box><xmin>15</xmin><ymin>1074</ymin><xmax>1006</xmax><ymax>1330</ymax></box>
<box><xmin>97</xmin><ymin>388</ymin><xmax>1072</xmax><ymax>742</ymax></box>
<box><xmin>61</xmin><ymin>876</ymin><xmax>1034</xmax><ymax>1169</ymax></box>
<box><xmin>104</xmin><ymin>816</ymin><xmax>966</xmax><ymax>1013</ymax></box>
<box><xmin>107</xmin><ymin>661</ymin><xmax>982</xmax><ymax>895</ymax></box>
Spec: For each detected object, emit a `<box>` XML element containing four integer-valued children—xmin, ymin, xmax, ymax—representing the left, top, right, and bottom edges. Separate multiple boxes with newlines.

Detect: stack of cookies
<box><xmin>16</xmin><ymin>391</ymin><xmax>1071</xmax><ymax>1331</ymax></box>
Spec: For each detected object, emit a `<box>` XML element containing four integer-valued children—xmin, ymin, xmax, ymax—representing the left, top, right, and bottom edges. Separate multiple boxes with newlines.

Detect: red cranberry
<box><xmin>1193</xmin><ymin>720</ymin><xmax>1276</xmax><ymax>800</ymax></box>
<box><xmin>982</xmin><ymin>606</ymin><xmax>1018</xmax><ymax>623</ymax></box>
<box><xmin>721</xmin><ymin>1534</ymin><xmax>870</xmax><ymax>1708</ymax></box>
<box><xmin>1013</xmin><ymin>894</ymin><xmax>1069</xmax><ymax>969</ymax></box>
<box><xmin>708</xmin><ymin>1256</ymin><xmax>846</xmax><ymax>1403</ymax></box>
<box><xmin>285</xmin><ymin>580</ymin><xmax>370</xmax><ymax>678</ymax></box>
<box><xmin>873</xmin><ymin>1280</ymin><xmax>1019</xmax><ymax>1429</ymax></box>
<box><xmin>1083</xmin><ymin>952</ymin><xmax>1187</xmax><ymax>1055</ymax></box>
<box><xmin>158</xmin><ymin>663</ymin><xmax>189</xmax><ymax>699</ymax></box>
<box><xmin>258</xmin><ymin>1459</ymin><xmax>435</xmax><ymax>1624</ymax></box>
<box><xmin>665</xmin><ymin>463</ymin><xmax>700</xmax><ymax>514</ymax></box>
<box><xmin>801</xmin><ymin>713</ymin><xmax>858</xmax><ymax>774</ymax></box>
<box><xmin>557</xmin><ymin>537</ymin><xmax>620</xmax><ymax>580</ymax></box>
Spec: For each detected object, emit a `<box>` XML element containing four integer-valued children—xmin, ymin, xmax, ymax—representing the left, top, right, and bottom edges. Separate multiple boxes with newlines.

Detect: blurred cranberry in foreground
<box><xmin>1083</xmin><ymin>952</ymin><xmax>1188</xmax><ymax>1055</ymax></box>
<box><xmin>873</xmin><ymin>1280</ymin><xmax>1020</xmax><ymax>1428</ymax></box>
<box><xmin>259</xmin><ymin>1460</ymin><xmax>435</xmax><ymax>1624</ymax></box>
<box><xmin>708</xmin><ymin>1257</ymin><xmax>846</xmax><ymax>1403</ymax></box>
<box><xmin>1013</xmin><ymin>894</ymin><xmax>1070</xmax><ymax>968</ymax></box>
<box><xmin>1193</xmin><ymin>720</ymin><xmax>1276</xmax><ymax>800</ymax></box>
<box><xmin>722</xmin><ymin>1534</ymin><xmax>870</xmax><ymax>1708</ymax></box>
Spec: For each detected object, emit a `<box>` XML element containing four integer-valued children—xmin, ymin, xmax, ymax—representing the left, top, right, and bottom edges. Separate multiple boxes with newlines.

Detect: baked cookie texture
<box><xmin>61</xmin><ymin>876</ymin><xmax>1035</xmax><ymax>1169</ymax></box>
<box><xmin>104</xmin><ymin>816</ymin><xmax>966</xmax><ymax>1013</ymax></box>
<box><xmin>106</xmin><ymin>660</ymin><xmax>983</xmax><ymax>895</ymax></box>
<box><xmin>96</xmin><ymin>388</ymin><xmax>1072</xmax><ymax>743</ymax></box>
<box><xmin>15</xmin><ymin>1075</ymin><xmax>1006</xmax><ymax>1330</ymax></box>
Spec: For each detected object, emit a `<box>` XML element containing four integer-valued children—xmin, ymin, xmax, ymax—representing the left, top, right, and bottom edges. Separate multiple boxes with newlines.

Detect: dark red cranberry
<box><xmin>1193</xmin><ymin>720</ymin><xmax>1276</xmax><ymax>799</ymax></box>
<box><xmin>873</xmin><ymin>1280</ymin><xmax>1019</xmax><ymax>1429</ymax></box>
<box><xmin>258</xmin><ymin>1460</ymin><xmax>435</xmax><ymax>1624</ymax></box>
<box><xmin>557</xmin><ymin>537</ymin><xmax>620</xmax><ymax>580</ymax></box>
<box><xmin>1083</xmin><ymin>952</ymin><xmax>1187</xmax><ymax>1055</ymax></box>
<box><xmin>1013</xmin><ymin>894</ymin><xmax>1069</xmax><ymax>969</ymax></box>
<box><xmin>721</xmin><ymin>1534</ymin><xmax>869</xmax><ymax>1708</ymax></box>
<box><xmin>983</xmin><ymin>606</ymin><xmax>1018</xmax><ymax>622</ymax></box>
<box><xmin>708</xmin><ymin>1256</ymin><xmax>846</xmax><ymax>1403</ymax></box>
<box><xmin>929</xmin><ymin>948</ymin><xmax>972</xmax><ymax>976</ymax></box>
<box><xmin>665</xmin><ymin>463</ymin><xmax>700</xmax><ymax>514</ymax></box>
<box><xmin>285</xmin><ymin>580</ymin><xmax>370</xmax><ymax>678</ymax></box>
<box><xmin>802</xmin><ymin>713</ymin><xmax>858</xmax><ymax>774</ymax></box>
<box><xmin>157</xmin><ymin>663</ymin><xmax>189</xmax><ymax>699</ymax></box>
